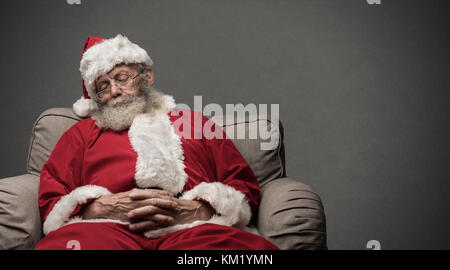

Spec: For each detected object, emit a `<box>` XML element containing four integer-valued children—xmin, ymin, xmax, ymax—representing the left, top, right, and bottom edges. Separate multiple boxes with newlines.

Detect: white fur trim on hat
<box><xmin>80</xmin><ymin>34</ymin><xmax>153</xmax><ymax>99</ymax></box>
<box><xmin>73</xmin><ymin>96</ymin><xmax>99</xmax><ymax>118</ymax></box>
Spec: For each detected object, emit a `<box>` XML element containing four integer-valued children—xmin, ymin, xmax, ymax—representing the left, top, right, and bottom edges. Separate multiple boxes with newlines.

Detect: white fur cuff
<box><xmin>180</xmin><ymin>182</ymin><xmax>252</xmax><ymax>227</ymax></box>
<box><xmin>43</xmin><ymin>185</ymin><xmax>111</xmax><ymax>235</ymax></box>
<box><xmin>143</xmin><ymin>182</ymin><xmax>253</xmax><ymax>239</ymax></box>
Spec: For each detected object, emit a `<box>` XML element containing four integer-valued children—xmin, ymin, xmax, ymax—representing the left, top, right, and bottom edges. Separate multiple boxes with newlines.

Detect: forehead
<box><xmin>96</xmin><ymin>63</ymin><xmax>137</xmax><ymax>82</ymax></box>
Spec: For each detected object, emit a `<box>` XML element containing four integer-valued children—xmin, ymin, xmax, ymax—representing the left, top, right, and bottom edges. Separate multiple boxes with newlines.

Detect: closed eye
<box><xmin>98</xmin><ymin>83</ymin><xmax>109</xmax><ymax>91</ymax></box>
<box><xmin>115</xmin><ymin>73</ymin><xmax>130</xmax><ymax>82</ymax></box>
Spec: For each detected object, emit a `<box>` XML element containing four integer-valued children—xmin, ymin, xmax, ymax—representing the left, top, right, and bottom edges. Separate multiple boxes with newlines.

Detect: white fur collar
<box><xmin>128</xmin><ymin>94</ymin><xmax>188</xmax><ymax>194</ymax></box>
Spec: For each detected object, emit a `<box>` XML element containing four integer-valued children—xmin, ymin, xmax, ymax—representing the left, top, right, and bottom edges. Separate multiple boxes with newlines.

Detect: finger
<box><xmin>141</xmin><ymin>198</ymin><xmax>178</xmax><ymax>210</ymax></box>
<box><xmin>128</xmin><ymin>189</ymin><xmax>174</xmax><ymax>200</ymax></box>
<box><xmin>147</xmin><ymin>214</ymin><xmax>174</xmax><ymax>225</ymax></box>
<box><xmin>127</xmin><ymin>204</ymin><xmax>175</xmax><ymax>220</ymax></box>
<box><xmin>129</xmin><ymin>220</ymin><xmax>157</xmax><ymax>232</ymax></box>
<box><xmin>131</xmin><ymin>197</ymin><xmax>177</xmax><ymax>212</ymax></box>
<box><xmin>128</xmin><ymin>215</ymin><xmax>174</xmax><ymax>232</ymax></box>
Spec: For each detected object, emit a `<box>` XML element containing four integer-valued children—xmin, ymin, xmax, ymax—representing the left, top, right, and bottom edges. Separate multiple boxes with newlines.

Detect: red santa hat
<box><xmin>72</xmin><ymin>34</ymin><xmax>154</xmax><ymax>117</ymax></box>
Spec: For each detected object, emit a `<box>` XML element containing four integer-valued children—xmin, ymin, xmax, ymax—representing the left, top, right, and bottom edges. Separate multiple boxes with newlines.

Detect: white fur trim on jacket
<box><xmin>128</xmin><ymin>94</ymin><xmax>188</xmax><ymax>194</ymax></box>
<box><xmin>143</xmin><ymin>182</ymin><xmax>253</xmax><ymax>239</ymax></box>
<box><xmin>42</xmin><ymin>185</ymin><xmax>112</xmax><ymax>235</ymax></box>
<box><xmin>79</xmin><ymin>34</ymin><xmax>153</xmax><ymax>99</ymax></box>
<box><xmin>72</xmin><ymin>96</ymin><xmax>99</xmax><ymax>118</ymax></box>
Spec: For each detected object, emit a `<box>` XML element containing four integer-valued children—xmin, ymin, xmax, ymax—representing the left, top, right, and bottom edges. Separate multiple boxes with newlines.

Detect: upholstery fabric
<box><xmin>0</xmin><ymin>174</ymin><xmax>42</xmax><ymax>249</ymax></box>
<box><xmin>257</xmin><ymin>177</ymin><xmax>327</xmax><ymax>250</ymax></box>
<box><xmin>27</xmin><ymin>108</ymin><xmax>81</xmax><ymax>176</ymax></box>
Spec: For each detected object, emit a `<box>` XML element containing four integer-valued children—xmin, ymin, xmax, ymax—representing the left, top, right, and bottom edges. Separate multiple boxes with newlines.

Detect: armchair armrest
<box><xmin>0</xmin><ymin>173</ymin><xmax>42</xmax><ymax>249</ymax></box>
<box><xmin>257</xmin><ymin>177</ymin><xmax>327</xmax><ymax>250</ymax></box>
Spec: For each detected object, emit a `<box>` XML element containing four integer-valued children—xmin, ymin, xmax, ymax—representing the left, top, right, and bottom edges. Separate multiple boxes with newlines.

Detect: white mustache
<box><xmin>106</xmin><ymin>94</ymin><xmax>138</xmax><ymax>107</ymax></box>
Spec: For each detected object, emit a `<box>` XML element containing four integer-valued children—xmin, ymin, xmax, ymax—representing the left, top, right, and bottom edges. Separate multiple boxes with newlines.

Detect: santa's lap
<box><xmin>35</xmin><ymin>222</ymin><xmax>279</xmax><ymax>250</ymax></box>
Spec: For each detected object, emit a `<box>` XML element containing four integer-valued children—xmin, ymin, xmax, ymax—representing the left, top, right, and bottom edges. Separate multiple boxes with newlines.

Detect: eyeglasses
<box><xmin>95</xmin><ymin>72</ymin><xmax>140</xmax><ymax>99</ymax></box>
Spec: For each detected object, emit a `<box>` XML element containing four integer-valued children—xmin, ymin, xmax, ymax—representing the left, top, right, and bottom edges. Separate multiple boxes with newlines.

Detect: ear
<box><xmin>144</xmin><ymin>69</ymin><xmax>155</xmax><ymax>86</ymax></box>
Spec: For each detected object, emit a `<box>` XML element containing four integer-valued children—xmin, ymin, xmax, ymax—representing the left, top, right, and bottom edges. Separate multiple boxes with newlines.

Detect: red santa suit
<box><xmin>35</xmin><ymin>93</ymin><xmax>279</xmax><ymax>250</ymax></box>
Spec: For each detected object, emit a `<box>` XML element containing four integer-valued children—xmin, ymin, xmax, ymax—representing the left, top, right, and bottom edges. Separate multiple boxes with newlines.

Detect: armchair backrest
<box><xmin>27</xmin><ymin>108</ymin><xmax>286</xmax><ymax>187</ymax></box>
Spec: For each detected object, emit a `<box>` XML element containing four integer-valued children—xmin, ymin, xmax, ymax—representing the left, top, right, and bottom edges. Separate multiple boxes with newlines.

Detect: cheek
<box><xmin>125</xmin><ymin>86</ymin><xmax>140</xmax><ymax>96</ymax></box>
<box><xmin>101</xmin><ymin>96</ymin><xmax>112</xmax><ymax>104</ymax></box>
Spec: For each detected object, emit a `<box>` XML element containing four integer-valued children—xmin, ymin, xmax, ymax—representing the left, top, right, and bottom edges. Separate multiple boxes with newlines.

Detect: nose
<box><xmin>110</xmin><ymin>82</ymin><xmax>122</xmax><ymax>97</ymax></box>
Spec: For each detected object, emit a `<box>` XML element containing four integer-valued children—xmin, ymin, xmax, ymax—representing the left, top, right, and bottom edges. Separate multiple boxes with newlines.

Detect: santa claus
<box><xmin>34</xmin><ymin>34</ymin><xmax>279</xmax><ymax>250</ymax></box>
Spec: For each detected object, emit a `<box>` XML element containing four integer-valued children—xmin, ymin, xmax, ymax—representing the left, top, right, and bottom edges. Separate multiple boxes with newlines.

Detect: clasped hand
<box><xmin>80</xmin><ymin>188</ymin><xmax>215</xmax><ymax>232</ymax></box>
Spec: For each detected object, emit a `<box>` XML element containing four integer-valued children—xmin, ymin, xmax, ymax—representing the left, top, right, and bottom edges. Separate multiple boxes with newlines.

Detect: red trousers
<box><xmin>35</xmin><ymin>222</ymin><xmax>279</xmax><ymax>250</ymax></box>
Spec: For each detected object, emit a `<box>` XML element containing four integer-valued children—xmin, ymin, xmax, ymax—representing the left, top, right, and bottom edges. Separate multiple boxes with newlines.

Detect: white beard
<box><xmin>91</xmin><ymin>86</ymin><xmax>165</xmax><ymax>131</ymax></box>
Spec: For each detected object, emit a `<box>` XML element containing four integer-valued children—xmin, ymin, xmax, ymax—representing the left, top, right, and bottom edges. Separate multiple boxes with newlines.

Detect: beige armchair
<box><xmin>0</xmin><ymin>108</ymin><xmax>327</xmax><ymax>250</ymax></box>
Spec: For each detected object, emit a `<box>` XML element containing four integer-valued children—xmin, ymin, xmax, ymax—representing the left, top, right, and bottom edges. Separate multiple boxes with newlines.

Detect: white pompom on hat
<box><xmin>72</xmin><ymin>34</ymin><xmax>153</xmax><ymax>117</ymax></box>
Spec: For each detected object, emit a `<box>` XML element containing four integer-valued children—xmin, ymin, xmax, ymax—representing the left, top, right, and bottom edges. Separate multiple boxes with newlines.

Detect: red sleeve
<box><xmin>38</xmin><ymin>120</ymin><xmax>111</xmax><ymax>235</ymax></box>
<box><xmin>201</xmin><ymin>113</ymin><xmax>260</xmax><ymax>215</ymax></box>
<box><xmin>38</xmin><ymin>124</ymin><xmax>85</xmax><ymax>222</ymax></box>
<box><xmin>180</xmin><ymin>112</ymin><xmax>260</xmax><ymax>228</ymax></box>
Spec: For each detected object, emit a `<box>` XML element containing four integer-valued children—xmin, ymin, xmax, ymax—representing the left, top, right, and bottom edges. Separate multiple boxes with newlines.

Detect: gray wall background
<box><xmin>0</xmin><ymin>0</ymin><xmax>449</xmax><ymax>249</ymax></box>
